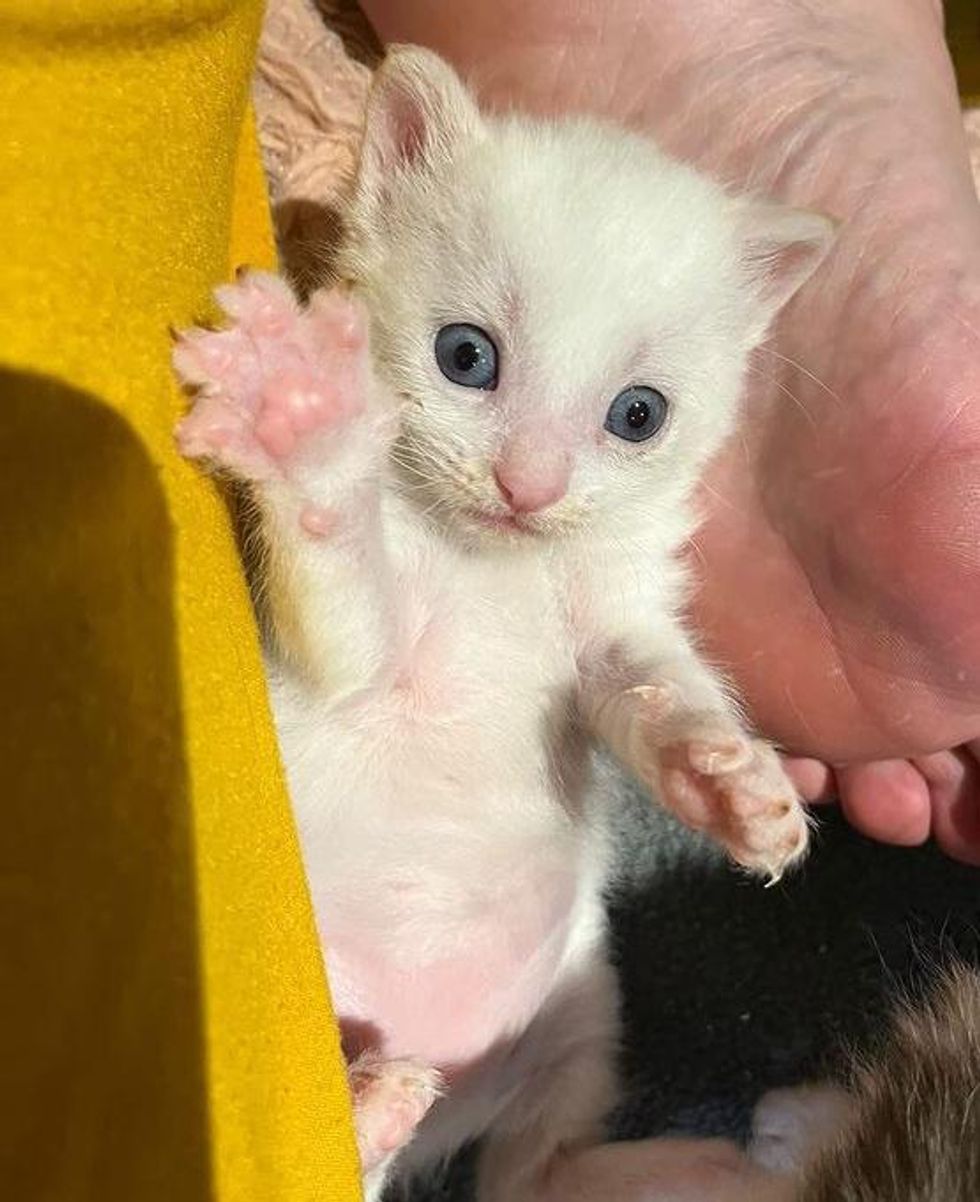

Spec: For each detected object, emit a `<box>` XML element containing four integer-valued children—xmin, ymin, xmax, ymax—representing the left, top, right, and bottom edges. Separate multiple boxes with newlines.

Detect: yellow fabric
<box><xmin>0</xmin><ymin>2</ymin><xmax>360</xmax><ymax>1199</ymax></box>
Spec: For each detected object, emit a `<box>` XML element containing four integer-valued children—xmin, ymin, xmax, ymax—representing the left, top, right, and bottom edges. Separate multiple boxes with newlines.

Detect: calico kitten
<box><xmin>173</xmin><ymin>45</ymin><xmax>831</xmax><ymax>1202</ymax></box>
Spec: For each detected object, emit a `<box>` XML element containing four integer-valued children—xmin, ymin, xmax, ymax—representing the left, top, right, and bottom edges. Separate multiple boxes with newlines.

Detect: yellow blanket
<box><xmin>0</xmin><ymin>1</ymin><xmax>359</xmax><ymax>1197</ymax></box>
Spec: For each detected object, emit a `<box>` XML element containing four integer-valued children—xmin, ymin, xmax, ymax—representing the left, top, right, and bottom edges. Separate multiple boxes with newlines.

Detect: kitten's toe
<box><xmin>214</xmin><ymin>268</ymin><xmax>299</xmax><ymax>329</ymax></box>
<box><xmin>658</xmin><ymin>731</ymin><xmax>810</xmax><ymax>880</ymax></box>
<box><xmin>718</xmin><ymin>746</ymin><xmax>810</xmax><ymax>881</ymax></box>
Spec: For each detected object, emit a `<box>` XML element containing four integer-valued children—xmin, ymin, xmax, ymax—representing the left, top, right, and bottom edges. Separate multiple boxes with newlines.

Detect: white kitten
<box><xmin>173</xmin><ymin>46</ymin><xmax>831</xmax><ymax>1202</ymax></box>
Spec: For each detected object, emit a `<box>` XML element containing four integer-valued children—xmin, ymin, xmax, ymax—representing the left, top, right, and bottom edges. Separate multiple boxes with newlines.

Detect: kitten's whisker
<box><xmin>396</xmin><ymin>439</ymin><xmax>467</xmax><ymax>481</ymax></box>
<box><xmin>755</xmin><ymin>345</ymin><xmax>842</xmax><ymax>406</ymax></box>
<box><xmin>685</xmin><ymin>533</ymin><xmax>709</xmax><ymax>574</ymax></box>
<box><xmin>948</xmin><ymin>308</ymin><xmax>980</xmax><ymax>350</ymax></box>
<box><xmin>388</xmin><ymin>458</ymin><xmax>441</xmax><ymax>489</ymax></box>
<box><xmin>390</xmin><ymin>478</ymin><xmax>437</xmax><ymax>495</ymax></box>
<box><xmin>746</xmin><ymin>363</ymin><xmax>817</xmax><ymax>428</ymax></box>
<box><xmin>389</xmin><ymin>436</ymin><xmax>458</xmax><ymax>479</ymax></box>
<box><xmin>416</xmin><ymin>493</ymin><xmax>458</xmax><ymax>525</ymax></box>
<box><xmin>699</xmin><ymin>479</ymin><xmax>740</xmax><ymax>514</ymax></box>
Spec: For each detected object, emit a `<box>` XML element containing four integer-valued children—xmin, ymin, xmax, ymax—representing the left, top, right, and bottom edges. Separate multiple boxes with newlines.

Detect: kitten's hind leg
<box><xmin>350</xmin><ymin>1053</ymin><xmax>443</xmax><ymax>1199</ymax></box>
<box><xmin>475</xmin><ymin>957</ymin><xmax>620</xmax><ymax>1202</ymax></box>
<box><xmin>173</xmin><ymin>272</ymin><xmax>400</xmax><ymax>694</ymax></box>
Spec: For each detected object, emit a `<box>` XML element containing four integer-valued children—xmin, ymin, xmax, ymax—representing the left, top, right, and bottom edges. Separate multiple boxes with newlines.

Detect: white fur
<box><xmin>178</xmin><ymin>46</ymin><xmax>832</xmax><ymax>1201</ymax></box>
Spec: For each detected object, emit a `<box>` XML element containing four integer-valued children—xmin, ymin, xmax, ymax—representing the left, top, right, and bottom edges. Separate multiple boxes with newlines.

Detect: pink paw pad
<box><xmin>172</xmin><ymin>270</ymin><xmax>369</xmax><ymax>481</ymax></box>
<box><xmin>252</xmin><ymin>373</ymin><xmax>347</xmax><ymax>460</ymax></box>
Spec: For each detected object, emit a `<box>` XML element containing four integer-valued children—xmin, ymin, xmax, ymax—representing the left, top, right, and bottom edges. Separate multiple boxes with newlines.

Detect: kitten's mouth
<box><xmin>463</xmin><ymin>506</ymin><xmax>539</xmax><ymax>536</ymax></box>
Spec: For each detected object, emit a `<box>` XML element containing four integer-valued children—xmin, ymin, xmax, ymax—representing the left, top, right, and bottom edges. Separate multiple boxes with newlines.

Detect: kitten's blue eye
<box><xmin>604</xmin><ymin>386</ymin><xmax>669</xmax><ymax>443</ymax></box>
<box><xmin>435</xmin><ymin>324</ymin><xmax>498</xmax><ymax>390</ymax></box>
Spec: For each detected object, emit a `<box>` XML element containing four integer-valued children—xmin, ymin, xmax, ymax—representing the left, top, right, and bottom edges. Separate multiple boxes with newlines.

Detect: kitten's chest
<box><xmin>389</xmin><ymin>534</ymin><xmax>577</xmax><ymax>717</ymax></box>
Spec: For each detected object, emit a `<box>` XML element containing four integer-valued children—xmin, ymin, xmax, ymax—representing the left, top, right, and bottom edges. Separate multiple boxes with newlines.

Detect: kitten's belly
<box><xmin>325</xmin><ymin>854</ymin><xmax>580</xmax><ymax>1074</ymax></box>
<box><xmin>283</xmin><ymin>687</ymin><xmax>594</xmax><ymax>1073</ymax></box>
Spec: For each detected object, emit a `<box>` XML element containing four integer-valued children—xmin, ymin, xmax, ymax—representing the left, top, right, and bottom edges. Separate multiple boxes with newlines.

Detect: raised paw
<box><xmin>349</xmin><ymin>1054</ymin><xmax>443</xmax><ymax>1175</ymax></box>
<box><xmin>172</xmin><ymin>270</ymin><xmax>369</xmax><ymax>481</ymax></box>
<box><xmin>652</xmin><ymin>719</ymin><xmax>810</xmax><ymax>881</ymax></box>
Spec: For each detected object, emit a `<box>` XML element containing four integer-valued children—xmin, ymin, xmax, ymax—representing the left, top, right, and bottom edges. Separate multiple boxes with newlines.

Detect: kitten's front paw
<box><xmin>172</xmin><ymin>271</ymin><xmax>369</xmax><ymax>481</ymax></box>
<box><xmin>644</xmin><ymin>717</ymin><xmax>809</xmax><ymax>881</ymax></box>
<box><xmin>349</xmin><ymin>1054</ymin><xmax>443</xmax><ymax>1175</ymax></box>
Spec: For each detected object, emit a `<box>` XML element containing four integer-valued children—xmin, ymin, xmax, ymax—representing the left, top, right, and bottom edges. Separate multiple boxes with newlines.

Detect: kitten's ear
<box><xmin>355</xmin><ymin>45</ymin><xmax>484</xmax><ymax>209</ymax></box>
<box><xmin>737</xmin><ymin>201</ymin><xmax>836</xmax><ymax>337</ymax></box>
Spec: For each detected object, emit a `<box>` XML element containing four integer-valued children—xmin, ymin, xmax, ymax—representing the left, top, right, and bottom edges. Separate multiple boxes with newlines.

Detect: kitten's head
<box><xmin>342</xmin><ymin>47</ymin><xmax>833</xmax><ymax>548</ymax></box>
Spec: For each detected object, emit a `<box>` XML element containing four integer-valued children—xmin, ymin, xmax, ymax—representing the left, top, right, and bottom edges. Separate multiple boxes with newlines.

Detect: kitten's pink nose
<box><xmin>493</xmin><ymin>446</ymin><xmax>570</xmax><ymax>514</ymax></box>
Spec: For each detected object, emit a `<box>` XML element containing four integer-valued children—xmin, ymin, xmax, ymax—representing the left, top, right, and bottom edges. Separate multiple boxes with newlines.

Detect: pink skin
<box><xmin>328</xmin><ymin>867</ymin><xmax>574</xmax><ymax>1074</ymax></box>
<box><xmin>174</xmin><ymin>273</ymin><xmax>367</xmax><ymax>485</ymax></box>
<box><xmin>361</xmin><ymin>0</ymin><xmax>980</xmax><ymax>864</ymax></box>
